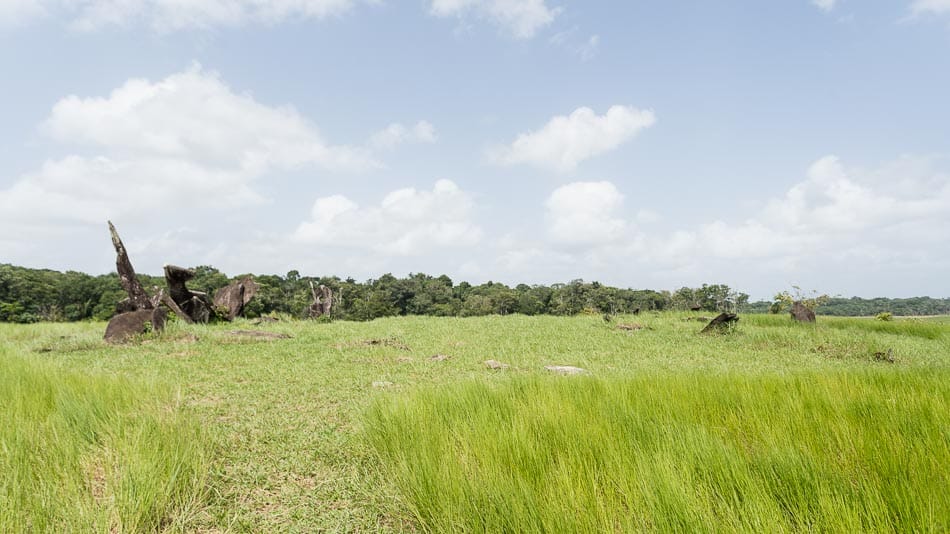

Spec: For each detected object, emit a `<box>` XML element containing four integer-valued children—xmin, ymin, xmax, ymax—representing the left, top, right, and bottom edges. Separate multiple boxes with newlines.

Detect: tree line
<box><xmin>1</xmin><ymin>263</ymin><xmax>946</xmax><ymax>323</ymax></box>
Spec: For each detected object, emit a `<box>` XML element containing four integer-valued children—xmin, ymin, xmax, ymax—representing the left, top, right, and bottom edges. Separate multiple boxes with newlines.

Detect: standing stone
<box><xmin>214</xmin><ymin>276</ymin><xmax>260</xmax><ymax>320</ymax></box>
<box><xmin>790</xmin><ymin>301</ymin><xmax>816</xmax><ymax>323</ymax></box>
<box><xmin>308</xmin><ymin>282</ymin><xmax>333</xmax><ymax>319</ymax></box>
<box><xmin>108</xmin><ymin>221</ymin><xmax>153</xmax><ymax>311</ymax></box>
<box><xmin>164</xmin><ymin>264</ymin><xmax>215</xmax><ymax>323</ymax></box>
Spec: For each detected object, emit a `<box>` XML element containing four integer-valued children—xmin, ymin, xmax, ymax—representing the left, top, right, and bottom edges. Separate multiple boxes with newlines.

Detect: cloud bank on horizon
<box><xmin>1</xmin><ymin>1</ymin><xmax>948</xmax><ymax>298</ymax></box>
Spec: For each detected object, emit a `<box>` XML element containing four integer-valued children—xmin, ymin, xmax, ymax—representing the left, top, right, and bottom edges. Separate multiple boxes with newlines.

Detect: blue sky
<box><xmin>1</xmin><ymin>0</ymin><xmax>949</xmax><ymax>299</ymax></box>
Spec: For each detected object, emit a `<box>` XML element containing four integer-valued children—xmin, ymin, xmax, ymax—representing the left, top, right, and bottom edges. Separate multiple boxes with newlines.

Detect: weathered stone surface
<box><xmin>484</xmin><ymin>359</ymin><xmax>509</xmax><ymax>370</ymax></box>
<box><xmin>104</xmin><ymin>308</ymin><xmax>167</xmax><ymax>343</ymax></box>
<box><xmin>545</xmin><ymin>365</ymin><xmax>586</xmax><ymax>375</ymax></box>
<box><xmin>164</xmin><ymin>264</ymin><xmax>214</xmax><ymax>323</ymax></box>
<box><xmin>700</xmin><ymin>312</ymin><xmax>739</xmax><ymax>334</ymax></box>
<box><xmin>308</xmin><ymin>282</ymin><xmax>333</xmax><ymax>319</ymax></box>
<box><xmin>214</xmin><ymin>276</ymin><xmax>260</xmax><ymax>320</ymax></box>
<box><xmin>108</xmin><ymin>221</ymin><xmax>153</xmax><ymax>311</ymax></box>
<box><xmin>790</xmin><ymin>301</ymin><xmax>816</xmax><ymax>323</ymax></box>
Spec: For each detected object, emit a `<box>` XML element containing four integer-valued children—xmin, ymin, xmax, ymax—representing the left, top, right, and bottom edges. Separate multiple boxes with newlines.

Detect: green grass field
<box><xmin>1</xmin><ymin>313</ymin><xmax>948</xmax><ymax>532</ymax></box>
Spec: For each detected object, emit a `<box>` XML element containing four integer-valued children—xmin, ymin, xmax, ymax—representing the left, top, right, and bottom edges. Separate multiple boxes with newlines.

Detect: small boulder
<box><xmin>484</xmin><ymin>360</ymin><xmax>509</xmax><ymax>370</ymax></box>
<box><xmin>104</xmin><ymin>308</ymin><xmax>167</xmax><ymax>343</ymax></box>
<box><xmin>545</xmin><ymin>365</ymin><xmax>586</xmax><ymax>375</ymax></box>
<box><xmin>700</xmin><ymin>312</ymin><xmax>739</xmax><ymax>334</ymax></box>
<box><xmin>429</xmin><ymin>354</ymin><xmax>451</xmax><ymax>362</ymax></box>
<box><xmin>790</xmin><ymin>301</ymin><xmax>816</xmax><ymax>323</ymax></box>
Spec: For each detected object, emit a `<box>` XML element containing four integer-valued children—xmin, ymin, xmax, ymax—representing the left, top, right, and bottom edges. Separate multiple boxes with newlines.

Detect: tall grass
<box><xmin>365</xmin><ymin>371</ymin><xmax>950</xmax><ymax>532</ymax></box>
<box><xmin>0</xmin><ymin>353</ymin><xmax>211</xmax><ymax>532</ymax></box>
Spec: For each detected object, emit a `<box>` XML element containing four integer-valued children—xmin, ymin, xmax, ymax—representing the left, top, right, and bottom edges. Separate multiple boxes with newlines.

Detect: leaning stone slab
<box><xmin>545</xmin><ymin>365</ymin><xmax>586</xmax><ymax>375</ymax></box>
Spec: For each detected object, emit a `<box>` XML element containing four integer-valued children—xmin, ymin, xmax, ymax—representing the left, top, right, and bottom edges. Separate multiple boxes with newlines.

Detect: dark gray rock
<box><xmin>104</xmin><ymin>308</ymin><xmax>167</xmax><ymax>343</ymax></box>
<box><xmin>790</xmin><ymin>301</ymin><xmax>816</xmax><ymax>323</ymax></box>
<box><xmin>164</xmin><ymin>264</ymin><xmax>214</xmax><ymax>323</ymax></box>
<box><xmin>700</xmin><ymin>312</ymin><xmax>739</xmax><ymax>334</ymax></box>
<box><xmin>214</xmin><ymin>276</ymin><xmax>260</xmax><ymax>320</ymax></box>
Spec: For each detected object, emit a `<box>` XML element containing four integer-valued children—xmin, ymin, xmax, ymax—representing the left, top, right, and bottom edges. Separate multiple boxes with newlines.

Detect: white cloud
<box><xmin>657</xmin><ymin>155</ymin><xmax>950</xmax><ymax>265</ymax></box>
<box><xmin>0</xmin><ymin>65</ymin><xmax>376</xmax><ymax>236</ymax></box>
<box><xmin>369</xmin><ymin>120</ymin><xmax>437</xmax><ymax>150</ymax></box>
<box><xmin>910</xmin><ymin>0</ymin><xmax>950</xmax><ymax>16</ymax></box>
<box><xmin>294</xmin><ymin>179</ymin><xmax>483</xmax><ymax>255</ymax></box>
<box><xmin>1</xmin><ymin>0</ymin><xmax>361</xmax><ymax>31</ymax></box>
<box><xmin>491</xmin><ymin>105</ymin><xmax>656</xmax><ymax>172</ymax></box>
<box><xmin>0</xmin><ymin>0</ymin><xmax>47</xmax><ymax>27</ymax></box>
<box><xmin>811</xmin><ymin>0</ymin><xmax>837</xmax><ymax>12</ymax></box>
<box><xmin>545</xmin><ymin>181</ymin><xmax>627</xmax><ymax>246</ymax></box>
<box><xmin>43</xmin><ymin>65</ymin><xmax>374</xmax><ymax>173</ymax></box>
<box><xmin>429</xmin><ymin>0</ymin><xmax>559</xmax><ymax>39</ymax></box>
<box><xmin>549</xmin><ymin>28</ymin><xmax>599</xmax><ymax>61</ymax></box>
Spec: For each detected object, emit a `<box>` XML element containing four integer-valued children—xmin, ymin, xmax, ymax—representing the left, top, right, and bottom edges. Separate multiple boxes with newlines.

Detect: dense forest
<box><xmin>1</xmin><ymin>263</ymin><xmax>947</xmax><ymax>323</ymax></box>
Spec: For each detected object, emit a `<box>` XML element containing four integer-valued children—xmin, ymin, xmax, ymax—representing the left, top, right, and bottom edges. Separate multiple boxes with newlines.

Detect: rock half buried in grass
<box><xmin>104</xmin><ymin>308</ymin><xmax>167</xmax><ymax>343</ymax></box>
<box><xmin>617</xmin><ymin>323</ymin><xmax>644</xmax><ymax>331</ymax></box>
<box><xmin>429</xmin><ymin>354</ymin><xmax>451</xmax><ymax>361</ymax></box>
<box><xmin>700</xmin><ymin>312</ymin><xmax>739</xmax><ymax>334</ymax></box>
<box><xmin>545</xmin><ymin>365</ymin><xmax>586</xmax><ymax>375</ymax></box>
<box><xmin>484</xmin><ymin>360</ymin><xmax>509</xmax><ymax>370</ymax></box>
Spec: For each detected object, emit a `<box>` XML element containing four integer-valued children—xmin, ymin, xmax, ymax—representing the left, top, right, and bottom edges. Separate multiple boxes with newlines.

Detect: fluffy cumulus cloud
<box><xmin>545</xmin><ymin>181</ymin><xmax>627</xmax><ymax>246</ymax></box>
<box><xmin>429</xmin><ymin>0</ymin><xmax>559</xmax><ymax>39</ymax></box>
<box><xmin>811</xmin><ymin>0</ymin><xmax>837</xmax><ymax>12</ymax></box>
<box><xmin>294</xmin><ymin>179</ymin><xmax>483</xmax><ymax>255</ymax></box>
<box><xmin>693</xmin><ymin>155</ymin><xmax>950</xmax><ymax>262</ymax></box>
<box><xmin>0</xmin><ymin>65</ymin><xmax>375</xmax><ymax>232</ymax></box>
<box><xmin>487</xmin><ymin>155</ymin><xmax>950</xmax><ymax>294</ymax></box>
<box><xmin>1</xmin><ymin>0</ymin><xmax>360</xmax><ymax>31</ymax></box>
<box><xmin>491</xmin><ymin>105</ymin><xmax>656</xmax><ymax>172</ymax></box>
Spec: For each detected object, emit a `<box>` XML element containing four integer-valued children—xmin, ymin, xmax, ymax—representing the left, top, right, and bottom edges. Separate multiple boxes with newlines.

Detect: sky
<box><xmin>1</xmin><ymin>0</ymin><xmax>949</xmax><ymax>299</ymax></box>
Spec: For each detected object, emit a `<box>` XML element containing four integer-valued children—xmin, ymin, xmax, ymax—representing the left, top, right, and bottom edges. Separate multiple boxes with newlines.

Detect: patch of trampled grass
<box><xmin>364</xmin><ymin>371</ymin><xmax>950</xmax><ymax>532</ymax></box>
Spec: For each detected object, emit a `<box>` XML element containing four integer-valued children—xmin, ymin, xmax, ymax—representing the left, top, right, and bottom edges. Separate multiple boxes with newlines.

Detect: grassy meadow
<box><xmin>1</xmin><ymin>312</ymin><xmax>948</xmax><ymax>532</ymax></box>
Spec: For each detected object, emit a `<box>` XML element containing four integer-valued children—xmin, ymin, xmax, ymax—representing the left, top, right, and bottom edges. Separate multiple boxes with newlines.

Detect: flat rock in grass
<box><xmin>227</xmin><ymin>330</ymin><xmax>291</xmax><ymax>340</ymax></box>
<box><xmin>484</xmin><ymin>359</ymin><xmax>509</xmax><ymax>370</ymax></box>
<box><xmin>372</xmin><ymin>381</ymin><xmax>394</xmax><ymax>388</ymax></box>
<box><xmin>104</xmin><ymin>308</ymin><xmax>167</xmax><ymax>343</ymax></box>
<box><xmin>429</xmin><ymin>353</ymin><xmax>451</xmax><ymax>362</ymax></box>
<box><xmin>545</xmin><ymin>365</ymin><xmax>586</xmax><ymax>375</ymax></box>
<box><xmin>617</xmin><ymin>323</ymin><xmax>644</xmax><ymax>331</ymax></box>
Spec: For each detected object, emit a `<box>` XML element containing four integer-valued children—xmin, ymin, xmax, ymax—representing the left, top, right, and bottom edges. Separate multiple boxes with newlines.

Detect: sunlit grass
<box><xmin>365</xmin><ymin>371</ymin><xmax>950</xmax><ymax>532</ymax></box>
<box><xmin>0</xmin><ymin>352</ymin><xmax>210</xmax><ymax>532</ymax></box>
<box><xmin>0</xmin><ymin>312</ymin><xmax>947</xmax><ymax>531</ymax></box>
